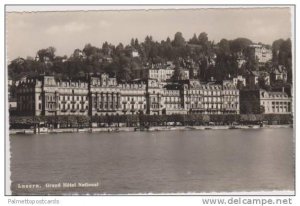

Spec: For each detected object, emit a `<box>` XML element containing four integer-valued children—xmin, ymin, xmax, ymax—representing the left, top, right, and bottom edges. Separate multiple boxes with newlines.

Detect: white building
<box><xmin>249</xmin><ymin>44</ymin><xmax>272</xmax><ymax>63</ymax></box>
<box><xmin>134</xmin><ymin>67</ymin><xmax>189</xmax><ymax>82</ymax></box>
<box><xmin>260</xmin><ymin>90</ymin><xmax>292</xmax><ymax>114</ymax></box>
<box><xmin>233</xmin><ymin>75</ymin><xmax>246</xmax><ymax>87</ymax></box>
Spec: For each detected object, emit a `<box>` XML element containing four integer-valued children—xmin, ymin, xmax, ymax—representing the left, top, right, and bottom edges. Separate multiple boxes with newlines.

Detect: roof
<box><xmin>273</xmin><ymin>65</ymin><xmax>287</xmax><ymax>74</ymax></box>
<box><xmin>268</xmin><ymin>92</ymin><xmax>289</xmax><ymax>98</ymax></box>
<box><xmin>251</xmin><ymin>71</ymin><xmax>270</xmax><ymax>77</ymax></box>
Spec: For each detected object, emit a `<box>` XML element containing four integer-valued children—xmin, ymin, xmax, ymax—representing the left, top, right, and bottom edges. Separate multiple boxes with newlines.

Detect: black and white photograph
<box><xmin>5</xmin><ymin>5</ymin><xmax>295</xmax><ymax>196</ymax></box>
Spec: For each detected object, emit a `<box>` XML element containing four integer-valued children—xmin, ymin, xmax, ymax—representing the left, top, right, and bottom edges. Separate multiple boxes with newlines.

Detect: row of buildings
<box><xmin>132</xmin><ymin>62</ymin><xmax>288</xmax><ymax>89</ymax></box>
<box><xmin>12</xmin><ymin>72</ymin><xmax>292</xmax><ymax>117</ymax></box>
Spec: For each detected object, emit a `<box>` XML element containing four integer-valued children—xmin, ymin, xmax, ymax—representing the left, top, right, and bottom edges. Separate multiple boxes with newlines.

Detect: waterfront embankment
<box><xmin>9</xmin><ymin>124</ymin><xmax>292</xmax><ymax>135</ymax></box>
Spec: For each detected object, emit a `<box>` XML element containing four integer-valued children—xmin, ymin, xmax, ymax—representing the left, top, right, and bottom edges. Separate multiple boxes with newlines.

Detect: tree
<box><xmin>218</xmin><ymin>39</ymin><xmax>231</xmax><ymax>55</ymax></box>
<box><xmin>229</xmin><ymin>38</ymin><xmax>252</xmax><ymax>53</ymax></box>
<box><xmin>130</xmin><ymin>38</ymin><xmax>135</xmax><ymax>47</ymax></box>
<box><xmin>102</xmin><ymin>41</ymin><xmax>112</xmax><ymax>55</ymax></box>
<box><xmin>115</xmin><ymin>43</ymin><xmax>124</xmax><ymax>55</ymax></box>
<box><xmin>171</xmin><ymin>61</ymin><xmax>186</xmax><ymax>81</ymax></box>
<box><xmin>198</xmin><ymin>32</ymin><xmax>208</xmax><ymax>45</ymax></box>
<box><xmin>172</xmin><ymin>32</ymin><xmax>185</xmax><ymax>47</ymax></box>
<box><xmin>272</xmin><ymin>39</ymin><xmax>285</xmax><ymax>64</ymax></box>
<box><xmin>189</xmin><ymin>33</ymin><xmax>198</xmax><ymax>44</ymax></box>
<box><xmin>134</xmin><ymin>38</ymin><xmax>139</xmax><ymax>48</ymax></box>
<box><xmin>37</xmin><ymin>46</ymin><xmax>56</xmax><ymax>62</ymax></box>
<box><xmin>278</xmin><ymin>39</ymin><xmax>292</xmax><ymax>83</ymax></box>
<box><xmin>215</xmin><ymin>39</ymin><xmax>237</xmax><ymax>81</ymax></box>
<box><xmin>118</xmin><ymin>66</ymin><xmax>132</xmax><ymax>82</ymax></box>
<box><xmin>198</xmin><ymin>32</ymin><xmax>209</xmax><ymax>51</ymax></box>
<box><xmin>83</xmin><ymin>43</ymin><xmax>100</xmax><ymax>58</ymax></box>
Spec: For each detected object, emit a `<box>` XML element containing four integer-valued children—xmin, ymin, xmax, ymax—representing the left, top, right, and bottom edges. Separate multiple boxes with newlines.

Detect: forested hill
<box><xmin>8</xmin><ymin>32</ymin><xmax>292</xmax><ymax>83</ymax></box>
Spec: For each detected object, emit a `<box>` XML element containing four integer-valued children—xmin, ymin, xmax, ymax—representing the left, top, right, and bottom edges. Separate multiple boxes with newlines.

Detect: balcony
<box><xmin>97</xmin><ymin>108</ymin><xmax>117</xmax><ymax>112</ymax></box>
<box><xmin>190</xmin><ymin>108</ymin><xmax>204</xmax><ymax>111</ymax></box>
<box><xmin>80</xmin><ymin>109</ymin><xmax>86</xmax><ymax>112</ymax></box>
<box><xmin>203</xmin><ymin>101</ymin><xmax>222</xmax><ymax>104</ymax></box>
<box><xmin>165</xmin><ymin>101</ymin><xmax>181</xmax><ymax>104</ymax></box>
<box><xmin>206</xmin><ymin>108</ymin><xmax>219</xmax><ymax>111</ymax></box>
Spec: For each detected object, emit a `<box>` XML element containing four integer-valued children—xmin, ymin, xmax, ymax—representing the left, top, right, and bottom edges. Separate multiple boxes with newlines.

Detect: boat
<box><xmin>38</xmin><ymin>127</ymin><xmax>48</xmax><ymax>133</ymax></box>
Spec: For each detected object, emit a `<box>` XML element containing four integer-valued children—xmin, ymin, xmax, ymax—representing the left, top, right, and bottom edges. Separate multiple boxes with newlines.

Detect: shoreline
<box><xmin>9</xmin><ymin>124</ymin><xmax>293</xmax><ymax>135</ymax></box>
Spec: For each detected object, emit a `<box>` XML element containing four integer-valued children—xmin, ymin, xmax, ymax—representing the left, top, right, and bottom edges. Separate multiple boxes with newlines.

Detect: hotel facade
<box><xmin>15</xmin><ymin>73</ymin><xmax>242</xmax><ymax>116</ymax></box>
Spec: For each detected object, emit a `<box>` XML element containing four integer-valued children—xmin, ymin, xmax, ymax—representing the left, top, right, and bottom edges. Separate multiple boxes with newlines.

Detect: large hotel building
<box><xmin>15</xmin><ymin>73</ymin><xmax>241</xmax><ymax>116</ymax></box>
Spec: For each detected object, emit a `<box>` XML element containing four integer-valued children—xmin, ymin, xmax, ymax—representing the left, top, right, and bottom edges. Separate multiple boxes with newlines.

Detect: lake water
<box><xmin>10</xmin><ymin>128</ymin><xmax>294</xmax><ymax>195</ymax></box>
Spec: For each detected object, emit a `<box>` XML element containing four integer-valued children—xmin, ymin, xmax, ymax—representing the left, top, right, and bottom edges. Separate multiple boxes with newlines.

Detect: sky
<box><xmin>6</xmin><ymin>7</ymin><xmax>292</xmax><ymax>61</ymax></box>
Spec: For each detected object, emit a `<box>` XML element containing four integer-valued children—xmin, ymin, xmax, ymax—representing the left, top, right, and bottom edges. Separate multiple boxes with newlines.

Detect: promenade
<box><xmin>9</xmin><ymin>124</ymin><xmax>292</xmax><ymax>135</ymax></box>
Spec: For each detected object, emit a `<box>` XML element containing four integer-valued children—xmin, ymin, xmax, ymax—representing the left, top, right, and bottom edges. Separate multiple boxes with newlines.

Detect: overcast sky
<box><xmin>6</xmin><ymin>7</ymin><xmax>292</xmax><ymax>61</ymax></box>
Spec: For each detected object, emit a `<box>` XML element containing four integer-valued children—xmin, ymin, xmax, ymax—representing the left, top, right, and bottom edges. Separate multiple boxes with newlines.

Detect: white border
<box><xmin>1</xmin><ymin>1</ymin><xmax>298</xmax><ymax>206</ymax></box>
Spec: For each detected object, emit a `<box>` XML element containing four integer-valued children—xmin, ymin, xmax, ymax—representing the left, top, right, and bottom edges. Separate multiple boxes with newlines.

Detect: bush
<box><xmin>9</xmin><ymin>113</ymin><xmax>293</xmax><ymax>129</ymax></box>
